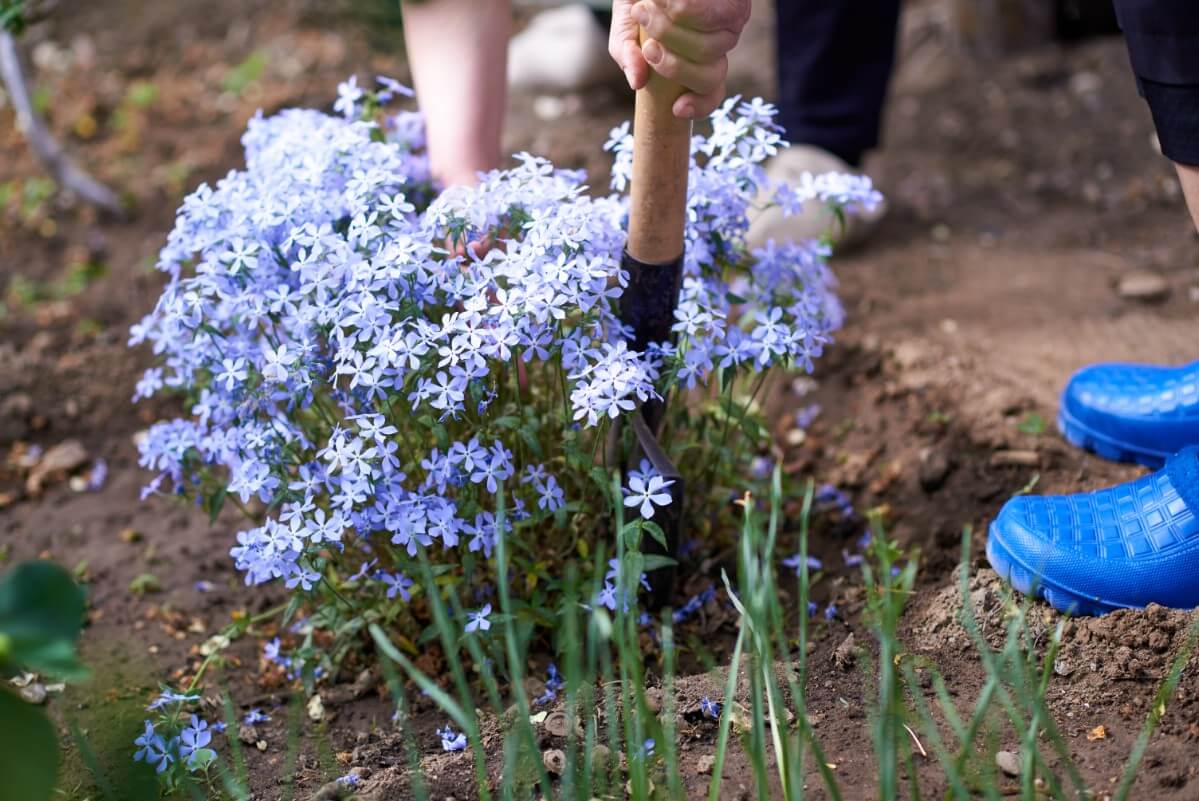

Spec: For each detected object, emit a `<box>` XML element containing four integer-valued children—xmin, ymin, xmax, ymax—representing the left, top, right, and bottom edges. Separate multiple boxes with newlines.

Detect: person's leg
<box><xmin>774</xmin><ymin>0</ymin><xmax>901</xmax><ymax>167</ymax></box>
<box><xmin>401</xmin><ymin>0</ymin><xmax>511</xmax><ymax>188</ymax></box>
<box><xmin>988</xmin><ymin>1</ymin><xmax>1199</xmax><ymax>616</ymax></box>
<box><xmin>747</xmin><ymin>0</ymin><xmax>899</xmax><ymax>250</ymax></box>
<box><xmin>1175</xmin><ymin>163</ymin><xmax>1199</xmax><ymax>232</ymax></box>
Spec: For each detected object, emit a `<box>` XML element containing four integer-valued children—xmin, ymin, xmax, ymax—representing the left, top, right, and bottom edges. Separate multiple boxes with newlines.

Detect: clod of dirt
<box><xmin>833</xmin><ymin>633</ymin><xmax>857</xmax><ymax>671</ymax></box>
<box><xmin>543</xmin><ymin>710</ymin><xmax>568</xmax><ymax>738</ymax></box>
<box><xmin>918</xmin><ymin>447</ymin><xmax>953</xmax><ymax>493</ymax></box>
<box><xmin>996</xmin><ymin>750</ymin><xmax>1020</xmax><ymax>777</ymax></box>
<box><xmin>542</xmin><ymin>748</ymin><xmax>566</xmax><ymax>775</ymax></box>
<box><xmin>1117</xmin><ymin>271</ymin><xmax>1170</xmax><ymax>303</ymax></box>
<box><xmin>696</xmin><ymin>753</ymin><xmax>717</xmax><ymax>775</ymax></box>
<box><xmin>990</xmin><ymin>449</ymin><xmax>1039</xmax><ymax>468</ymax></box>
<box><xmin>0</xmin><ymin>392</ymin><xmax>33</xmax><ymax>441</ymax></box>
<box><xmin>25</xmin><ymin>439</ymin><xmax>89</xmax><ymax>495</ymax></box>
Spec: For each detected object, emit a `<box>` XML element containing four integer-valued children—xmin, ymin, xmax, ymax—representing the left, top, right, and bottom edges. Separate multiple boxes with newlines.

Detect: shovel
<box><xmin>619</xmin><ymin>36</ymin><xmax>692</xmax><ymax>609</ymax></box>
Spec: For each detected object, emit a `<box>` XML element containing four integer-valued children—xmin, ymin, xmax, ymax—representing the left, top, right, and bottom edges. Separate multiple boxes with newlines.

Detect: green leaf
<box><xmin>0</xmin><ymin>562</ymin><xmax>87</xmax><ymax>680</ymax></box>
<box><xmin>207</xmin><ymin>487</ymin><xmax>227</xmax><ymax>524</ymax></box>
<box><xmin>518</xmin><ymin>427</ymin><xmax>543</xmax><ymax>460</ymax></box>
<box><xmin>1018</xmin><ymin>412</ymin><xmax>1047</xmax><ymax>436</ymax></box>
<box><xmin>641</xmin><ymin>521</ymin><xmax>668</xmax><ymax>551</ymax></box>
<box><xmin>129</xmin><ymin>573</ymin><xmax>161</xmax><ymax>596</ymax></box>
<box><xmin>0</xmin><ymin>688</ymin><xmax>59</xmax><ymax>801</ymax></box>
<box><xmin>640</xmin><ymin>555</ymin><xmax>678</xmax><ymax>573</ymax></box>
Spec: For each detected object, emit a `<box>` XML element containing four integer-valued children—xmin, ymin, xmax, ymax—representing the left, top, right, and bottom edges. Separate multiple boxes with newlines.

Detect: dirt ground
<box><xmin>4</xmin><ymin>1</ymin><xmax>1199</xmax><ymax>799</ymax></box>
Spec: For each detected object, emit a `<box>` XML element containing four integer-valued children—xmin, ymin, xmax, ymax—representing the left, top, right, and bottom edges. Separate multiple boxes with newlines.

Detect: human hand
<box><xmin>609</xmin><ymin>0</ymin><xmax>751</xmax><ymax>118</ymax></box>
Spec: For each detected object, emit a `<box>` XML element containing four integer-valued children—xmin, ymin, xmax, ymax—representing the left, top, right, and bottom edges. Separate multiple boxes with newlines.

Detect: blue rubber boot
<box><xmin>1059</xmin><ymin>360</ymin><xmax>1199</xmax><ymax>468</ymax></box>
<box><xmin>987</xmin><ymin>447</ymin><xmax>1199</xmax><ymax>615</ymax></box>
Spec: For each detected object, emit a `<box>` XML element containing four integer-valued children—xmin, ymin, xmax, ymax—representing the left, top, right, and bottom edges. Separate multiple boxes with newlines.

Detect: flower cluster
<box><xmin>131</xmin><ymin>78</ymin><xmax>878</xmax><ymax>672</ymax></box>
<box><xmin>135</xmin><ymin>691</ymin><xmax>221</xmax><ymax>781</ymax></box>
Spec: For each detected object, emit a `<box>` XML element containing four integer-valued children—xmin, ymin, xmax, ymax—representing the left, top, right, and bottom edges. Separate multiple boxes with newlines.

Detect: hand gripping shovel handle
<box><xmin>620</xmin><ymin>32</ymin><xmax>692</xmax><ymax>609</ymax></box>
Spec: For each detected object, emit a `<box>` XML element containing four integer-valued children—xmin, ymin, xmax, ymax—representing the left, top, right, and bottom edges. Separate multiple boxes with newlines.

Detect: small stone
<box><xmin>542</xmin><ymin>748</ymin><xmax>566</xmax><ymax>775</ymax></box>
<box><xmin>1117</xmin><ymin>271</ymin><xmax>1170</xmax><ymax>303</ymax></box>
<box><xmin>19</xmin><ymin>683</ymin><xmax>48</xmax><ymax>704</ymax></box>
<box><xmin>238</xmin><ymin>724</ymin><xmax>260</xmax><ymax>745</ymax></box>
<box><xmin>256</xmin><ymin>740</ymin><xmax>268</xmax><ymax>751</ymax></box>
<box><xmin>532</xmin><ymin>95</ymin><xmax>565</xmax><ymax>121</ymax></box>
<box><xmin>918</xmin><ymin>448</ymin><xmax>952</xmax><ymax>493</ymax></box>
<box><xmin>696</xmin><ymin>754</ymin><xmax>716</xmax><ymax>775</ymax></box>
<box><xmin>995</xmin><ymin>750</ymin><xmax>1020</xmax><ymax>777</ymax></box>
<box><xmin>26</xmin><ymin>439</ymin><xmax>89</xmax><ymax>494</ymax></box>
<box><xmin>307</xmin><ymin>694</ymin><xmax>325</xmax><ymax>722</ymax></box>
<box><xmin>1069</xmin><ymin>70</ymin><xmax>1102</xmax><ymax>96</ymax></box>
<box><xmin>990</xmin><ymin>450</ymin><xmax>1039</xmax><ymax>468</ymax></box>
<box><xmin>785</xmin><ymin>428</ymin><xmax>807</xmax><ymax>447</ymax></box>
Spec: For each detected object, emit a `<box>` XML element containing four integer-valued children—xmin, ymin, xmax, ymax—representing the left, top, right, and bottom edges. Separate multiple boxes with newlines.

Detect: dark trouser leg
<box><xmin>1114</xmin><ymin>0</ymin><xmax>1199</xmax><ymax>167</ymax></box>
<box><xmin>774</xmin><ymin>0</ymin><xmax>902</xmax><ymax>167</ymax></box>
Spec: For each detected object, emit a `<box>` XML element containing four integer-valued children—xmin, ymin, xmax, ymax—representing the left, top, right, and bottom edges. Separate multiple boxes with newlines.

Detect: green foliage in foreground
<box><xmin>0</xmin><ymin>0</ymin><xmax>25</xmax><ymax>35</ymax></box>
<box><xmin>371</xmin><ymin>469</ymin><xmax>1199</xmax><ymax>801</ymax></box>
<box><xmin>0</xmin><ymin>561</ymin><xmax>88</xmax><ymax>801</ymax></box>
<box><xmin>65</xmin><ymin>472</ymin><xmax>1199</xmax><ymax>800</ymax></box>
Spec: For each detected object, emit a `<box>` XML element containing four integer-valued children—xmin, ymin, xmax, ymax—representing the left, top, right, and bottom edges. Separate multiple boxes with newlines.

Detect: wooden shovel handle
<box><xmin>626</xmin><ymin>31</ymin><xmax>692</xmax><ymax>265</ymax></box>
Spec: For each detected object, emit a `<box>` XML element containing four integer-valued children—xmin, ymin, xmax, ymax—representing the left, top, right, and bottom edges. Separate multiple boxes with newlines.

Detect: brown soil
<box><xmin>4</xmin><ymin>1</ymin><xmax>1199</xmax><ymax>799</ymax></box>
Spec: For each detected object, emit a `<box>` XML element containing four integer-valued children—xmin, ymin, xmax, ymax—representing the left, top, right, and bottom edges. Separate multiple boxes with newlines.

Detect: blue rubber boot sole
<box><xmin>986</xmin><ymin>521</ymin><xmax>1125</xmax><ymax>616</ymax></box>
<box><xmin>1057</xmin><ymin>407</ymin><xmax>1171</xmax><ymax>469</ymax></box>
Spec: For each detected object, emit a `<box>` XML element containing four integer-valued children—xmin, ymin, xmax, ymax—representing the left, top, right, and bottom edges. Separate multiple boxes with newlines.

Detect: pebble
<box><xmin>696</xmin><ymin>754</ymin><xmax>717</xmax><ymax>775</ymax></box>
<box><xmin>785</xmin><ymin>428</ymin><xmax>807</xmax><ymax>447</ymax></box>
<box><xmin>995</xmin><ymin>750</ymin><xmax>1020</xmax><ymax>777</ymax></box>
<box><xmin>307</xmin><ymin>694</ymin><xmax>325</xmax><ymax>722</ymax></box>
<box><xmin>26</xmin><ymin>439</ymin><xmax>90</xmax><ymax>494</ymax></box>
<box><xmin>19</xmin><ymin>683</ymin><xmax>48</xmax><ymax>704</ymax></box>
<box><xmin>238</xmin><ymin>724</ymin><xmax>260</xmax><ymax>745</ymax></box>
<box><xmin>918</xmin><ymin>447</ymin><xmax>952</xmax><ymax>493</ymax></box>
<box><xmin>1117</xmin><ymin>271</ymin><xmax>1170</xmax><ymax>303</ymax></box>
<box><xmin>1068</xmin><ymin>70</ymin><xmax>1102</xmax><ymax>96</ymax></box>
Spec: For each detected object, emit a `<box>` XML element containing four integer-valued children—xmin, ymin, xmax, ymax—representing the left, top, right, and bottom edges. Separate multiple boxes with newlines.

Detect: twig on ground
<box><xmin>0</xmin><ymin>29</ymin><xmax>124</xmax><ymax>216</ymax></box>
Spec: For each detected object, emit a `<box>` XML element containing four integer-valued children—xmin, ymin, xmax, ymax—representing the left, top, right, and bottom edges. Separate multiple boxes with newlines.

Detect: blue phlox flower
<box><xmin>438</xmin><ymin>725</ymin><xmax>467</xmax><ymax>752</ymax></box>
<box><xmin>465</xmin><ymin>603</ymin><xmax>492</xmax><ymax>633</ymax></box>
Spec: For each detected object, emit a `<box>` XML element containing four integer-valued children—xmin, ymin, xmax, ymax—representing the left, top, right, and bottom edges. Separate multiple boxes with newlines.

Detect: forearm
<box><xmin>401</xmin><ymin>0</ymin><xmax>511</xmax><ymax>187</ymax></box>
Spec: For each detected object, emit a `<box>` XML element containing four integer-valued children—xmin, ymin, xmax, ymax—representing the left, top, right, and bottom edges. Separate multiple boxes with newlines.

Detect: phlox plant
<box><xmin>130</xmin><ymin>76</ymin><xmax>880</xmax><ymax>685</ymax></box>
